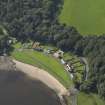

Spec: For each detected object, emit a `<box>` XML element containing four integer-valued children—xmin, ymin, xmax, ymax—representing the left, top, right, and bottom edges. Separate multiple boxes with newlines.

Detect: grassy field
<box><xmin>59</xmin><ymin>0</ymin><xmax>105</xmax><ymax>35</ymax></box>
<box><xmin>77</xmin><ymin>92</ymin><xmax>105</xmax><ymax>105</ymax></box>
<box><xmin>11</xmin><ymin>50</ymin><xmax>71</xmax><ymax>88</ymax></box>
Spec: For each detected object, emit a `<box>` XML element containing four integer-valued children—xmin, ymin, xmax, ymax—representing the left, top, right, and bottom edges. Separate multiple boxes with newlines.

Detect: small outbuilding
<box><xmin>53</xmin><ymin>50</ymin><xmax>64</xmax><ymax>58</ymax></box>
<box><xmin>65</xmin><ymin>64</ymin><xmax>71</xmax><ymax>71</ymax></box>
<box><xmin>32</xmin><ymin>42</ymin><xmax>40</xmax><ymax>49</ymax></box>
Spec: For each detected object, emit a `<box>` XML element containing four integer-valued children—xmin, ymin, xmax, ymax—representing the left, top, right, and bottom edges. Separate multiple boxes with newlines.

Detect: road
<box><xmin>80</xmin><ymin>57</ymin><xmax>89</xmax><ymax>81</ymax></box>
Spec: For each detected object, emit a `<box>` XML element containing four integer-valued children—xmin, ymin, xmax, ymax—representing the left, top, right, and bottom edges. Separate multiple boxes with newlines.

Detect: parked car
<box><xmin>34</xmin><ymin>48</ymin><xmax>43</xmax><ymax>52</ymax></box>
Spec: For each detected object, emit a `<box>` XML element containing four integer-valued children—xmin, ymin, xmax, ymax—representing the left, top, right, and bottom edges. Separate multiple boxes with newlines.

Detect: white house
<box><xmin>60</xmin><ymin>59</ymin><xmax>66</xmax><ymax>65</ymax></box>
<box><xmin>53</xmin><ymin>50</ymin><xmax>64</xmax><ymax>58</ymax></box>
<box><xmin>53</xmin><ymin>52</ymin><xmax>59</xmax><ymax>58</ymax></box>
<box><xmin>65</xmin><ymin>64</ymin><xmax>71</xmax><ymax>71</ymax></box>
<box><xmin>70</xmin><ymin>73</ymin><xmax>74</xmax><ymax>80</ymax></box>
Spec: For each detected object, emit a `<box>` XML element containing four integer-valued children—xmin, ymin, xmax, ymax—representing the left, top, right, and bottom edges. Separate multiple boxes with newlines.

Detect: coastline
<box><xmin>13</xmin><ymin>60</ymin><xmax>69</xmax><ymax>96</ymax></box>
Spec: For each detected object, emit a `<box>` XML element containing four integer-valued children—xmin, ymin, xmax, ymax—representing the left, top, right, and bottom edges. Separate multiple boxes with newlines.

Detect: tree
<box><xmin>0</xmin><ymin>26</ymin><xmax>9</xmax><ymax>54</ymax></box>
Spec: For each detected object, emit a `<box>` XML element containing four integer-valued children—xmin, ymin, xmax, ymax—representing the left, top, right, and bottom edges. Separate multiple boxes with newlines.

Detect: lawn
<box><xmin>59</xmin><ymin>0</ymin><xmax>105</xmax><ymax>35</ymax></box>
<box><xmin>11</xmin><ymin>50</ymin><xmax>71</xmax><ymax>88</ymax></box>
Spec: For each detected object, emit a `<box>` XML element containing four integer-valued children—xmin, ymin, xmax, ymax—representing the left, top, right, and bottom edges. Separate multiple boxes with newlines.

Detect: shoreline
<box><xmin>13</xmin><ymin>60</ymin><xmax>69</xmax><ymax>96</ymax></box>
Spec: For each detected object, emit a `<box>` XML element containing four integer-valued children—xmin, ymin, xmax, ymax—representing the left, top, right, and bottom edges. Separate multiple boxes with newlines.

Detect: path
<box><xmin>80</xmin><ymin>57</ymin><xmax>89</xmax><ymax>81</ymax></box>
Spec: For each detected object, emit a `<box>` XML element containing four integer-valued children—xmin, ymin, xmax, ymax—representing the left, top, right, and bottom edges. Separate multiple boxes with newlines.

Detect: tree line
<box><xmin>0</xmin><ymin>0</ymin><xmax>105</xmax><ymax>99</ymax></box>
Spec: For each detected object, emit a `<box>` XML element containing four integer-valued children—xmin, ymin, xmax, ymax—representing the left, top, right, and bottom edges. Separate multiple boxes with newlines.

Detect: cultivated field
<box><xmin>59</xmin><ymin>0</ymin><xmax>105</xmax><ymax>35</ymax></box>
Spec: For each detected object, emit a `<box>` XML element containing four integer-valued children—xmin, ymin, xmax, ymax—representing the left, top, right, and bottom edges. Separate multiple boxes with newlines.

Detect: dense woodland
<box><xmin>0</xmin><ymin>0</ymin><xmax>105</xmax><ymax>99</ymax></box>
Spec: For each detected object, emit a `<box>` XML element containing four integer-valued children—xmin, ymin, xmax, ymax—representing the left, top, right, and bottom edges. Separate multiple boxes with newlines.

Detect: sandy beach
<box><xmin>13</xmin><ymin>60</ymin><xmax>68</xmax><ymax>96</ymax></box>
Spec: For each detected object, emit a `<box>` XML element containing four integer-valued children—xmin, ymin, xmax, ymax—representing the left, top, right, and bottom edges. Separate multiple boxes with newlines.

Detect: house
<box><xmin>58</xmin><ymin>50</ymin><xmax>64</xmax><ymax>57</ymax></box>
<box><xmin>53</xmin><ymin>52</ymin><xmax>59</xmax><ymax>58</ymax></box>
<box><xmin>65</xmin><ymin>64</ymin><xmax>72</xmax><ymax>71</ymax></box>
<box><xmin>60</xmin><ymin>59</ymin><xmax>66</xmax><ymax>65</ymax></box>
<box><xmin>32</xmin><ymin>42</ymin><xmax>40</xmax><ymax>49</ymax></box>
<box><xmin>44</xmin><ymin>48</ymin><xmax>55</xmax><ymax>54</ymax></box>
<box><xmin>32</xmin><ymin>42</ymin><xmax>43</xmax><ymax>51</ymax></box>
<box><xmin>70</xmin><ymin>73</ymin><xmax>74</xmax><ymax>80</ymax></box>
<box><xmin>53</xmin><ymin>50</ymin><xmax>64</xmax><ymax>58</ymax></box>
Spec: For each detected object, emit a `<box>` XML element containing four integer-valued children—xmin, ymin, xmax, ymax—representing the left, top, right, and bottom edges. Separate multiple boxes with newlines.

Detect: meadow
<box><xmin>59</xmin><ymin>0</ymin><xmax>105</xmax><ymax>35</ymax></box>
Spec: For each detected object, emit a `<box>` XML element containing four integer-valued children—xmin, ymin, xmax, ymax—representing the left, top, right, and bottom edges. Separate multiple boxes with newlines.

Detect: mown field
<box><xmin>59</xmin><ymin>0</ymin><xmax>105</xmax><ymax>35</ymax></box>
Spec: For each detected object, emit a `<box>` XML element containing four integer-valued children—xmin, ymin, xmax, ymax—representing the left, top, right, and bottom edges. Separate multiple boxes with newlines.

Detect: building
<box><xmin>60</xmin><ymin>59</ymin><xmax>66</xmax><ymax>65</ymax></box>
<box><xmin>32</xmin><ymin>42</ymin><xmax>40</xmax><ymax>49</ymax></box>
<box><xmin>65</xmin><ymin>64</ymin><xmax>71</xmax><ymax>71</ymax></box>
<box><xmin>53</xmin><ymin>50</ymin><xmax>64</xmax><ymax>58</ymax></box>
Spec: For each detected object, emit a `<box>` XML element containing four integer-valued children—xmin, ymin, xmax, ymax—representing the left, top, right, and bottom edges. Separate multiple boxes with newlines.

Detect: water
<box><xmin>0</xmin><ymin>70</ymin><xmax>61</xmax><ymax>105</ymax></box>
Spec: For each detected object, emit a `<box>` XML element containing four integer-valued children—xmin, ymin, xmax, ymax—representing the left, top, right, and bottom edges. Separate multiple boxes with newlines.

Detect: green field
<box><xmin>12</xmin><ymin>50</ymin><xmax>71</xmax><ymax>88</ymax></box>
<box><xmin>59</xmin><ymin>0</ymin><xmax>105</xmax><ymax>35</ymax></box>
<box><xmin>78</xmin><ymin>92</ymin><xmax>105</xmax><ymax>105</ymax></box>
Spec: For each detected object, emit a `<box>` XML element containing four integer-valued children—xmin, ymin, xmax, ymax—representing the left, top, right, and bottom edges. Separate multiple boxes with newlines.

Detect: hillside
<box><xmin>59</xmin><ymin>0</ymin><xmax>105</xmax><ymax>35</ymax></box>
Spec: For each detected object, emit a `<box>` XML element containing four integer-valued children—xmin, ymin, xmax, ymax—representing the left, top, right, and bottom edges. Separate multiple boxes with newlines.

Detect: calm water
<box><xmin>0</xmin><ymin>70</ymin><xmax>61</xmax><ymax>105</ymax></box>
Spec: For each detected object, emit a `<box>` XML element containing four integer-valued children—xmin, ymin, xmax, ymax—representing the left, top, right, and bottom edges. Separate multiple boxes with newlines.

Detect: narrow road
<box><xmin>80</xmin><ymin>57</ymin><xmax>89</xmax><ymax>81</ymax></box>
